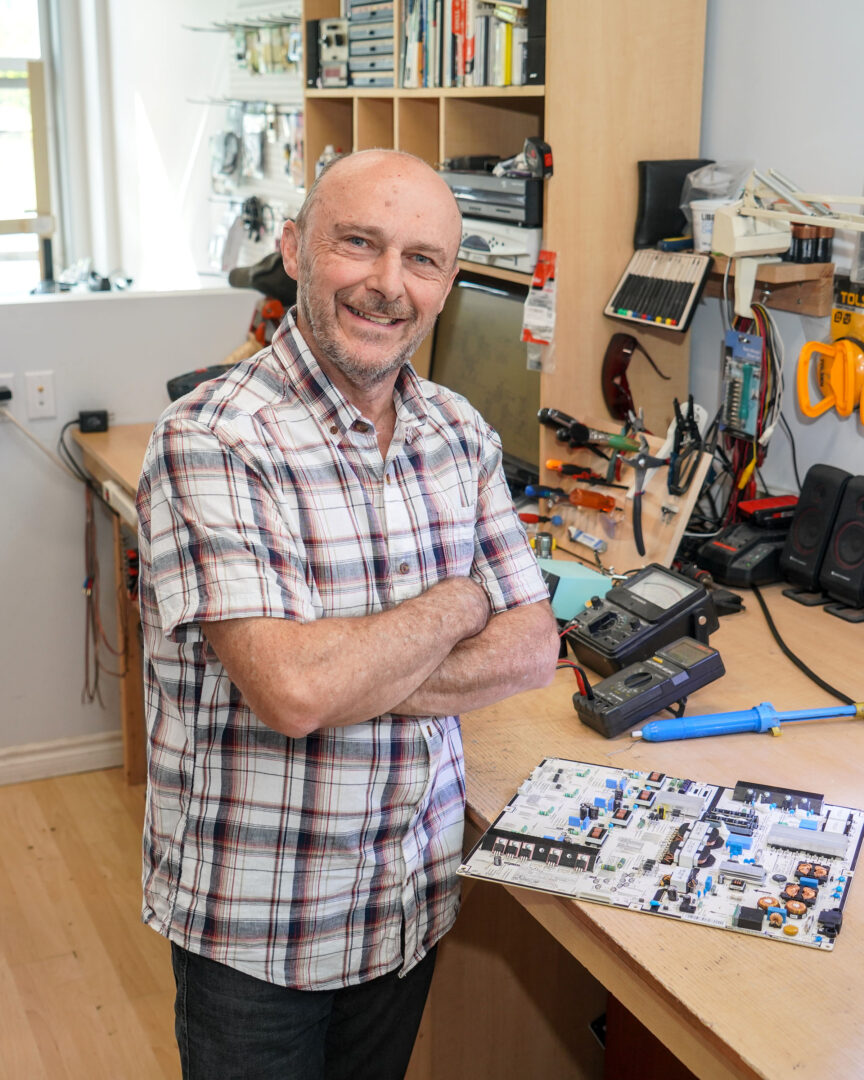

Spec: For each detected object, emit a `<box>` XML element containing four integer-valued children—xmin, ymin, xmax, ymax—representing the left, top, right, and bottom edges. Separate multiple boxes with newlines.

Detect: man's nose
<box><xmin>366</xmin><ymin>248</ymin><xmax>405</xmax><ymax>301</ymax></box>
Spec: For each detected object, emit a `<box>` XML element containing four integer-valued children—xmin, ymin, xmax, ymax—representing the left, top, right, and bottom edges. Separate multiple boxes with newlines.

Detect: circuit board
<box><xmin>458</xmin><ymin>758</ymin><xmax>864</xmax><ymax>950</ymax></box>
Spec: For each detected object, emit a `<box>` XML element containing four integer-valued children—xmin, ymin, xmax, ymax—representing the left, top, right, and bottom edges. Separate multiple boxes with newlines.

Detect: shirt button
<box><xmin>385</xmin><ymin>474</ymin><xmax>392</xmax><ymax>484</ymax></box>
<box><xmin>329</xmin><ymin>425</ymin><xmax>338</xmax><ymax>435</ymax></box>
<box><xmin>398</xmin><ymin>562</ymin><xmax>410</xmax><ymax>575</ymax></box>
<box><xmin>354</xmin><ymin>420</ymin><xmax>371</xmax><ymax>433</ymax></box>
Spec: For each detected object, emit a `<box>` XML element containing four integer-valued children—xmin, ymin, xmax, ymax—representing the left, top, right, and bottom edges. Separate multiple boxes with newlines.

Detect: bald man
<box><xmin>137</xmin><ymin>150</ymin><xmax>558</xmax><ymax>1080</ymax></box>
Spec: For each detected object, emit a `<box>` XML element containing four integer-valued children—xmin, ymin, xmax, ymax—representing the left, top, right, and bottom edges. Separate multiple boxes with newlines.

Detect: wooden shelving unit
<box><xmin>300</xmin><ymin>0</ymin><xmax>709</xmax><ymax>564</ymax></box>
<box><xmin>704</xmin><ymin>255</ymin><xmax>835</xmax><ymax>317</ymax></box>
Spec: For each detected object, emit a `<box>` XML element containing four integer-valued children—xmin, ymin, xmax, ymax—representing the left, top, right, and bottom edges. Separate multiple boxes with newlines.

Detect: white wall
<box><xmin>105</xmin><ymin>0</ymin><xmax>234</xmax><ymax>287</ymax></box>
<box><xmin>692</xmin><ymin>0</ymin><xmax>864</xmax><ymax>494</ymax></box>
<box><xmin>0</xmin><ymin>288</ymin><xmax>257</xmax><ymax>753</ymax></box>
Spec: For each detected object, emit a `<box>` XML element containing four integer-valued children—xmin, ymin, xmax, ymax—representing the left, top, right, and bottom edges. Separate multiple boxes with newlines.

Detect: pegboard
<box><xmin>536</xmin><ymin>416</ymin><xmax>710</xmax><ymax>576</ymax></box>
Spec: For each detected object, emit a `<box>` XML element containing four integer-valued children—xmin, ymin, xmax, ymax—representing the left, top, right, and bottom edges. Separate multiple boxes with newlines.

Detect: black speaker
<box><xmin>305</xmin><ymin>19</ymin><xmax>320</xmax><ymax>88</ymax></box>
<box><xmin>819</xmin><ymin>475</ymin><xmax>864</xmax><ymax>607</ymax></box>
<box><xmin>780</xmin><ymin>464</ymin><xmax>851</xmax><ymax>591</ymax></box>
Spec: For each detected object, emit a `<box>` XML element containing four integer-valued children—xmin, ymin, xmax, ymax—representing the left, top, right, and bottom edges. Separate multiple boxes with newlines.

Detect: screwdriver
<box><xmin>525</xmin><ymin>484</ymin><xmax>568</xmax><ymax>499</ymax></box>
<box><xmin>567</xmin><ymin>488</ymin><xmax>616</xmax><ymax>513</ymax></box>
<box><xmin>632</xmin><ymin>701</ymin><xmax>864</xmax><ymax>742</ymax></box>
<box><xmin>519</xmin><ymin>512</ymin><xmax>563</xmax><ymax>526</ymax></box>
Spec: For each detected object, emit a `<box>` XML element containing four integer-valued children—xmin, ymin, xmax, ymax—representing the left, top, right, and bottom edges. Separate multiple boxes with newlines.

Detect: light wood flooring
<box><xmin>0</xmin><ymin>769</ymin><xmax>610</xmax><ymax>1080</ymax></box>
<box><xmin>0</xmin><ymin>769</ymin><xmax>178</xmax><ymax>1079</ymax></box>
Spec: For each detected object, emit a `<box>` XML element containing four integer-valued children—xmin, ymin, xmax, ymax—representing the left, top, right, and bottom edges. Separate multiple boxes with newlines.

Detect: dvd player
<box><xmin>439</xmin><ymin>170</ymin><xmax>543</xmax><ymax>228</ymax></box>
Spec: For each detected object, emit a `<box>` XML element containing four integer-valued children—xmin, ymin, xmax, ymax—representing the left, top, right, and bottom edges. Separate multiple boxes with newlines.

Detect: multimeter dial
<box><xmin>626</xmin><ymin>568</ymin><xmax>695</xmax><ymax>609</ymax></box>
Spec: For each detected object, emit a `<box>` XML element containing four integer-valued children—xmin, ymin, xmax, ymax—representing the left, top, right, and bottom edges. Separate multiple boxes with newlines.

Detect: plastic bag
<box><xmin>680</xmin><ymin>161</ymin><xmax>753</xmax><ymax>226</ymax></box>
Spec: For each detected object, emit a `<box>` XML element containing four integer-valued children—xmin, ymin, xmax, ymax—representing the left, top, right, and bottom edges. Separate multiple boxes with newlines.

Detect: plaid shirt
<box><xmin>138</xmin><ymin>311</ymin><xmax>547</xmax><ymax>990</ymax></box>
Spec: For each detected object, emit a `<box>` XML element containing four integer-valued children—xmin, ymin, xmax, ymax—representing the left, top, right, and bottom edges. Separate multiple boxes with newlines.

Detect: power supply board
<box><xmin>458</xmin><ymin>758</ymin><xmax>863</xmax><ymax>951</ymax></box>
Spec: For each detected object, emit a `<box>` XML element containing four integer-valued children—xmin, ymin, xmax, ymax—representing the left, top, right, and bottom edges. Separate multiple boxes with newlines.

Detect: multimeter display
<box><xmin>565</xmin><ymin>563</ymin><xmax>719</xmax><ymax>677</ymax></box>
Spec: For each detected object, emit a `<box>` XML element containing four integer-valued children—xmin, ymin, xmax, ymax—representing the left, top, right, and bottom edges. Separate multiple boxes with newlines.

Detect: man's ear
<box><xmin>281</xmin><ymin>220</ymin><xmax>300</xmax><ymax>280</ymax></box>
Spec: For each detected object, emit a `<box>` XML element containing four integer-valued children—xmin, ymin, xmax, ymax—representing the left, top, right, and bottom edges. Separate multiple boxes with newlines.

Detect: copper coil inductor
<box><xmin>801</xmin><ymin>887</ymin><xmax>818</xmax><ymax>903</ymax></box>
<box><xmin>769</xmin><ymin>912</ymin><xmax>784</xmax><ymax>928</ymax></box>
<box><xmin>796</xmin><ymin>862</ymin><xmax>813</xmax><ymax>877</ymax></box>
<box><xmin>757</xmin><ymin>896</ymin><xmax>780</xmax><ymax>910</ymax></box>
<box><xmin>785</xmin><ymin>900</ymin><xmax>807</xmax><ymax>918</ymax></box>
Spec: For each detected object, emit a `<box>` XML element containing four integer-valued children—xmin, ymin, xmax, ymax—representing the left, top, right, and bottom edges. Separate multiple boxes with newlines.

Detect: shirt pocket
<box><xmin>418</xmin><ymin>497</ymin><xmax>477</xmax><ymax>581</ymax></box>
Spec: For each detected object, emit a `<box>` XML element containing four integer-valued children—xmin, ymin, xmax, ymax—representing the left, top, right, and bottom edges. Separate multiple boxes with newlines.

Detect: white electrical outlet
<box><xmin>0</xmin><ymin>373</ymin><xmax>15</xmax><ymax>416</ymax></box>
<box><xmin>25</xmin><ymin>370</ymin><xmax>56</xmax><ymax>420</ymax></box>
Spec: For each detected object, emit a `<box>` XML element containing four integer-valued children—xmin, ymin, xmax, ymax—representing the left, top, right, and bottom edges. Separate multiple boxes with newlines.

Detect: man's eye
<box><xmin>411</xmin><ymin>253</ymin><xmax>432</xmax><ymax>265</ymax></box>
<box><xmin>347</xmin><ymin>236</ymin><xmax>367</xmax><ymax>247</ymax></box>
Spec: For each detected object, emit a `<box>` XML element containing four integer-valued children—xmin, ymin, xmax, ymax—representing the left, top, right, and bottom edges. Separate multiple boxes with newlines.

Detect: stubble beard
<box><xmin>296</xmin><ymin>276</ymin><xmax>433</xmax><ymax>389</ymax></box>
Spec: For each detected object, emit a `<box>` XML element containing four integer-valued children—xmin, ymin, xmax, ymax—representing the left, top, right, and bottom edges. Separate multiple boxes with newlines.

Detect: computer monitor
<box><xmin>428</xmin><ymin>272</ymin><xmax>540</xmax><ymax>490</ymax></box>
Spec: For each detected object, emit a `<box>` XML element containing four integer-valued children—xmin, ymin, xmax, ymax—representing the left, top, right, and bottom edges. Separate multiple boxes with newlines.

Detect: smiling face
<box><xmin>281</xmin><ymin>152</ymin><xmax>462</xmax><ymax>392</ymax></box>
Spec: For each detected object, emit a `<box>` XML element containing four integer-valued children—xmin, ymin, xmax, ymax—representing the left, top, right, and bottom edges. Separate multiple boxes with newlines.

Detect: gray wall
<box><xmin>0</xmin><ymin>288</ymin><xmax>257</xmax><ymax>751</ymax></box>
<box><xmin>691</xmin><ymin>0</ymin><xmax>864</xmax><ymax>493</ymax></box>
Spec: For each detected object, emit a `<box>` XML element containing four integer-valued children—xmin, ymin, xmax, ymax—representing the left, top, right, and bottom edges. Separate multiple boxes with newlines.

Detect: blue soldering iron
<box><xmin>632</xmin><ymin>701</ymin><xmax>864</xmax><ymax>742</ymax></box>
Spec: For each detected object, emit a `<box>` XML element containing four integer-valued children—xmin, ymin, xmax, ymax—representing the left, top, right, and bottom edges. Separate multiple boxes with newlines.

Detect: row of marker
<box><xmin>610</xmin><ymin>251</ymin><xmax>707</xmax><ymax>326</ymax></box>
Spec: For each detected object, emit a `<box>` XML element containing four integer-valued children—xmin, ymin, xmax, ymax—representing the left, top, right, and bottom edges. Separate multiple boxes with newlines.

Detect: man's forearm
<box><xmin>391</xmin><ymin>600</ymin><xmax>559</xmax><ymax>717</ymax></box>
<box><xmin>203</xmin><ymin>576</ymin><xmax>490</xmax><ymax>738</ymax></box>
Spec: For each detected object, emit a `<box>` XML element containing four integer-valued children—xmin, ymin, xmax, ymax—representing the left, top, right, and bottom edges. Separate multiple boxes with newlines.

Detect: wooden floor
<box><xmin>0</xmin><ymin>769</ymin><xmax>178</xmax><ymax>1080</ymax></box>
<box><xmin>0</xmin><ymin>769</ymin><xmax>611</xmax><ymax>1080</ymax></box>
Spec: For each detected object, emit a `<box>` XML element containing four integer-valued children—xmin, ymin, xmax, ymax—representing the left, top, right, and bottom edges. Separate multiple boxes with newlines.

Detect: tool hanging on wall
<box><xmin>601</xmin><ymin>333</ymin><xmax>671</xmax><ymax>422</ymax></box>
<box><xmin>538</xmin><ymin>407</ymin><xmax>641</xmax><ymax>452</ymax></box>
<box><xmin>797</xmin><ymin>336</ymin><xmax>864</xmax><ymax>421</ymax></box>
<box><xmin>619</xmin><ymin>441</ymin><xmax>670</xmax><ymax>557</ymax></box>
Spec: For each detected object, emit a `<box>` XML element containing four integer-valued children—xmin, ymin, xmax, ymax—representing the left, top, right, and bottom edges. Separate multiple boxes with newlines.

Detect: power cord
<box><xmin>751</xmin><ymin>583</ymin><xmax>854</xmax><ymax>705</ymax></box>
<box><xmin>0</xmin><ymin>403</ymin><xmax>126</xmax><ymax>702</ymax></box>
<box><xmin>0</xmin><ymin>404</ymin><xmax>80</xmax><ymax>480</ymax></box>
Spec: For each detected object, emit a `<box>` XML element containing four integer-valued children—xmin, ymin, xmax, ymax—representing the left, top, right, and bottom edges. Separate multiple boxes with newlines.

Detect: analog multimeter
<box><xmin>564</xmin><ymin>563</ymin><xmax>719</xmax><ymax>677</ymax></box>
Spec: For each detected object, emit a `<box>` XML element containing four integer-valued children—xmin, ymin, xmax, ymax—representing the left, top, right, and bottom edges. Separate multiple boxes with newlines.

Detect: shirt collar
<box><xmin>270</xmin><ymin>308</ymin><xmax>428</xmax><ymax>441</ymax></box>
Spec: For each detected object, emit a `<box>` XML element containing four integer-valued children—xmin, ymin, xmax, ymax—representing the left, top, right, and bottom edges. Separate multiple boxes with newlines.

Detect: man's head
<box><xmin>281</xmin><ymin>150</ymin><xmax>463</xmax><ymax>391</ymax></box>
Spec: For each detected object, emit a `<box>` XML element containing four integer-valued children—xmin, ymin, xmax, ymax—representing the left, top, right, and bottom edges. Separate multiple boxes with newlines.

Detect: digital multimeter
<box><xmin>565</xmin><ymin>563</ymin><xmax>719</xmax><ymax>676</ymax></box>
<box><xmin>574</xmin><ymin>637</ymin><xmax>726</xmax><ymax>738</ymax></box>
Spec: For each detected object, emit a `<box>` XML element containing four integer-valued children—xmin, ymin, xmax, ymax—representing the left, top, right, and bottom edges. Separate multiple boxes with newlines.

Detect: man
<box><xmin>137</xmin><ymin>149</ymin><xmax>559</xmax><ymax>1080</ymax></box>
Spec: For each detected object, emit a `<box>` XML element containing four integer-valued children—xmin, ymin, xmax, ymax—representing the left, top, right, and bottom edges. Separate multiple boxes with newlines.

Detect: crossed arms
<box><xmin>203</xmin><ymin>579</ymin><xmax>559</xmax><ymax>739</ymax></box>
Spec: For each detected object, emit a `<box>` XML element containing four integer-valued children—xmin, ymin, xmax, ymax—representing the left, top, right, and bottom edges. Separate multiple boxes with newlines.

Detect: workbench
<box><xmin>72</xmin><ymin>423</ymin><xmax>864</xmax><ymax>1079</ymax></box>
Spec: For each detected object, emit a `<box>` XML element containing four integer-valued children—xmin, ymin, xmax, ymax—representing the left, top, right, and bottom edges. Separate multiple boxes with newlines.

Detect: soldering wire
<box><xmin>751</xmin><ymin>583</ymin><xmax>854</xmax><ymax>705</ymax></box>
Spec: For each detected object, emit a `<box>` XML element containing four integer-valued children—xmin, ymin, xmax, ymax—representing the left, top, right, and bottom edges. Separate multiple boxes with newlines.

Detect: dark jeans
<box><xmin>171</xmin><ymin>942</ymin><xmax>437</xmax><ymax>1080</ymax></box>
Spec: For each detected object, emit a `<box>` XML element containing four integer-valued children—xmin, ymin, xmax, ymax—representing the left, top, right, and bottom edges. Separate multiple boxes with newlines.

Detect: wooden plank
<box><xmin>704</xmin><ymin>257</ymin><xmax>834</xmax><ymax>317</ymax></box>
<box><xmin>113</xmin><ymin>514</ymin><xmax>147</xmax><ymax>785</ymax></box>
<box><xmin>72</xmin><ymin>423</ymin><xmax>153</xmax><ymax>495</ymax></box>
<box><xmin>541</xmin><ymin>0</ymin><xmax>707</xmax><ymax>440</ymax></box>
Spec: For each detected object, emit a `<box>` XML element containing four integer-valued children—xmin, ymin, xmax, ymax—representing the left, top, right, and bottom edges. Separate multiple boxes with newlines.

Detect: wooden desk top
<box><xmin>74</xmin><ymin>425</ymin><xmax>863</xmax><ymax>1078</ymax></box>
<box><xmin>462</xmin><ymin>586</ymin><xmax>864</xmax><ymax>1079</ymax></box>
<box><xmin>71</xmin><ymin>422</ymin><xmax>153</xmax><ymax>495</ymax></box>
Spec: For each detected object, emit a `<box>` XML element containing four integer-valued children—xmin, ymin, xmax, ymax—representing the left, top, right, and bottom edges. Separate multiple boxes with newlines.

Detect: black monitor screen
<box><xmin>429</xmin><ymin>274</ymin><xmax>540</xmax><ymax>486</ymax></box>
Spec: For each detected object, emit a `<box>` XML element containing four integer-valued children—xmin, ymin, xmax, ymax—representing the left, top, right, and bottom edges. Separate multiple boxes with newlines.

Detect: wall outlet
<box><xmin>0</xmin><ymin>373</ymin><xmax>15</xmax><ymax>415</ymax></box>
<box><xmin>25</xmin><ymin>370</ymin><xmax>56</xmax><ymax>420</ymax></box>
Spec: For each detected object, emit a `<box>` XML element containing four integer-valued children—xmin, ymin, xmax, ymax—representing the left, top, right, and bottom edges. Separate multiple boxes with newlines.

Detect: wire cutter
<box><xmin>619</xmin><ymin>438</ymin><xmax>670</xmax><ymax>556</ymax></box>
<box><xmin>668</xmin><ymin>394</ymin><xmax>703</xmax><ymax>495</ymax></box>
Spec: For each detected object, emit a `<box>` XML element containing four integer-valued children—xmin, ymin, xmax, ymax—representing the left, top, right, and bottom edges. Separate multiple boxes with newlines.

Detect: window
<box><xmin>0</xmin><ymin>0</ymin><xmax>47</xmax><ymax>295</ymax></box>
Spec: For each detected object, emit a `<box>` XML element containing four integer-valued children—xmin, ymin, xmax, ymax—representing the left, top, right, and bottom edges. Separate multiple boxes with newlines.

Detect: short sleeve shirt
<box><xmin>137</xmin><ymin>312</ymin><xmax>547</xmax><ymax>990</ymax></box>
